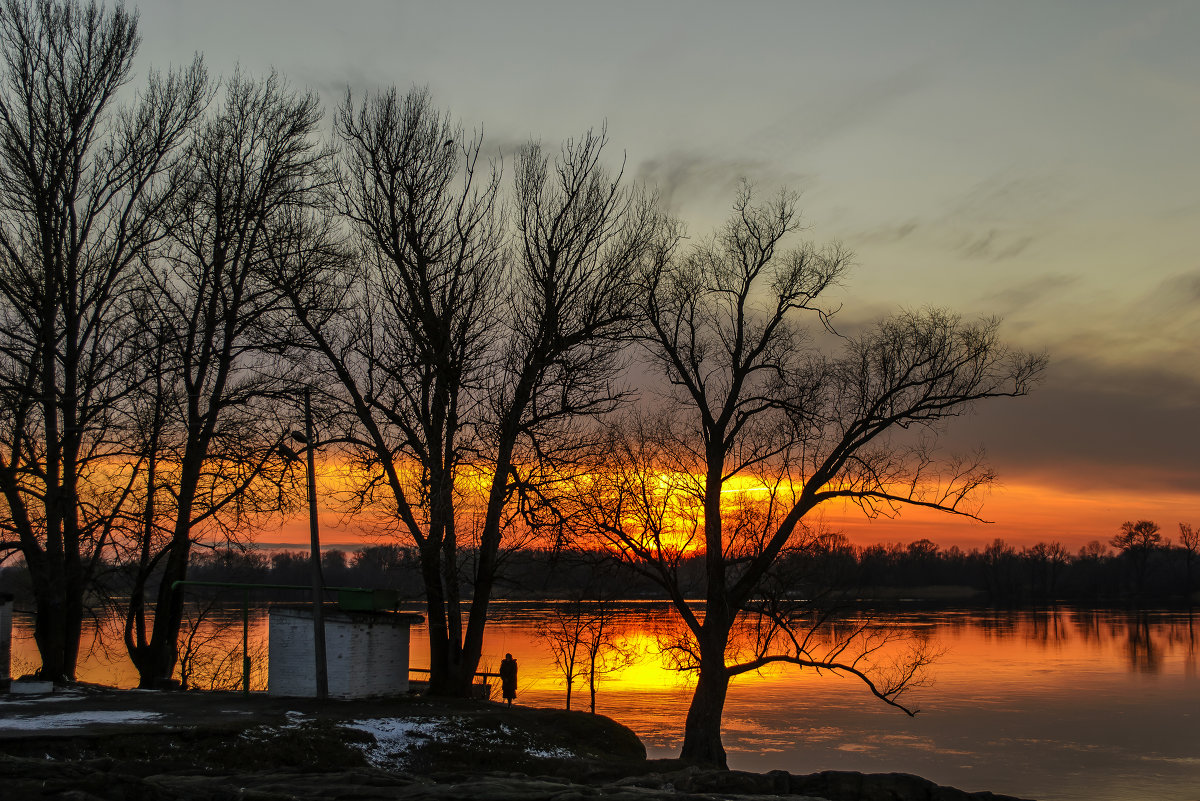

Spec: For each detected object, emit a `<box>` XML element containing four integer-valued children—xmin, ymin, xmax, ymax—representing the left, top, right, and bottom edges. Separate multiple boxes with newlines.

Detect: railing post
<box><xmin>242</xmin><ymin>589</ymin><xmax>250</xmax><ymax>697</ymax></box>
<box><xmin>305</xmin><ymin>387</ymin><xmax>329</xmax><ymax>699</ymax></box>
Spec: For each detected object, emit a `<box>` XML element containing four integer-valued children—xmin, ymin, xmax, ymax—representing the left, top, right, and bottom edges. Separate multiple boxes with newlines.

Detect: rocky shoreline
<box><xmin>0</xmin><ymin>689</ymin><xmax>1034</xmax><ymax>801</ymax></box>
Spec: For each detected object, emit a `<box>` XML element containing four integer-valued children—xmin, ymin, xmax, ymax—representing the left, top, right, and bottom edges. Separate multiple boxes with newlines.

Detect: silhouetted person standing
<box><xmin>499</xmin><ymin>653</ymin><xmax>518</xmax><ymax>705</ymax></box>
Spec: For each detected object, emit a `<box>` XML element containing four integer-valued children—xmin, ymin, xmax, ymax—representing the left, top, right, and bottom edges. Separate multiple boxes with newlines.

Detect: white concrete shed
<box><xmin>268</xmin><ymin>606</ymin><xmax>423</xmax><ymax>699</ymax></box>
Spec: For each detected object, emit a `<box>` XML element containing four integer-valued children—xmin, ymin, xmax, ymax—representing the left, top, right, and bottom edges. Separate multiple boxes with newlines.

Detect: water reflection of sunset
<box><xmin>595</xmin><ymin>632</ymin><xmax>686</xmax><ymax>692</ymax></box>
<box><xmin>10</xmin><ymin>605</ymin><xmax>1199</xmax><ymax>800</ymax></box>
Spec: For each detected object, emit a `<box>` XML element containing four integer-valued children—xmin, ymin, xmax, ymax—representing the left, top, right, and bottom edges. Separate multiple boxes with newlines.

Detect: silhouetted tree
<box><xmin>1179</xmin><ymin>523</ymin><xmax>1197</xmax><ymax>603</ymax></box>
<box><xmin>983</xmin><ymin>538</ymin><xmax>1020</xmax><ymax>600</ymax></box>
<box><xmin>1024</xmin><ymin>541</ymin><xmax>1069</xmax><ymax>600</ymax></box>
<box><xmin>0</xmin><ymin>0</ymin><xmax>207</xmax><ymax>680</ymax></box>
<box><xmin>119</xmin><ymin>71</ymin><xmax>326</xmax><ymax>688</ymax></box>
<box><xmin>579</xmin><ymin>600</ymin><xmax>640</xmax><ymax>714</ymax></box>
<box><xmin>1078</xmin><ymin>540</ymin><xmax>1110</xmax><ymax>560</ymax></box>
<box><xmin>272</xmin><ymin>87</ymin><xmax>671</xmax><ymax>696</ymax></box>
<box><xmin>575</xmin><ymin>184</ymin><xmax>1044</xmax><ymax>767</ymax></box>
<box><xmin>539</xmin><ymin>599</ymin><xmax>590</xmax><ymax>710</ymax></box>
<box><xmin>1111</xmin><ymin>520</ymin><xmax>1163</xmax><ymax>597</ymax></box>
<box><xmin>537</xmin><ymin>594</ymin><xmax>638</xmax><ymax>713</ymax></box>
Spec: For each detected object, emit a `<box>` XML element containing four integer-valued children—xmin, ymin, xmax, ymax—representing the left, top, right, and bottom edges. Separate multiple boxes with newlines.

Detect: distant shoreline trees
<box><xmin>8</xmin><ymin>528</ymin><xmax>1196</xmax><ymax>612</ymax></box>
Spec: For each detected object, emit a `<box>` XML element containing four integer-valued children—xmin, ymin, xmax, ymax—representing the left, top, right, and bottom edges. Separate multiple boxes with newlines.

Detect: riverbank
<box><xmin>0</xmin><ymin>686</ymin><xmax>1034</xmax><ymax>801</ymax></box>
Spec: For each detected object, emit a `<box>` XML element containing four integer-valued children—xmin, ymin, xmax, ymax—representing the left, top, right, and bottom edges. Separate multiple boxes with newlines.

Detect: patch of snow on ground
<box><xmin>526</xmin><ymin>746</ymin><xmax>575</xmax><ymax>759</ymax></box>
<box><xmin>339</xmin><ymin>716</ymin><xmax>577</xmax><ymax>767</ymax></box>
<box><xmin>0</xmin><ymin>710</ymin><xmax>163</xmax><ymax>730</ymax></box>
<box><xmin>0</xmin><ymin>694</ymin><xmax>83</xmax><ymax>706</ymax></box>
<box><xmin>340</xmin><ymin>718</ymin><xmax>449</xmax><ymax>767</ymax></box>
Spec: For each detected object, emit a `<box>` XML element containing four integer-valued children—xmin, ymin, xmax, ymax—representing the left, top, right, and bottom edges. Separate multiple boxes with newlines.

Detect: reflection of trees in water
<box><xmin>1024</xmin><ymin>608</ymin><xmax>1071</xmax><ymax>647</ymax></box>
<box><xmin>1123</xmin><ymin>613</ymin><xmax>1162</xmax><ymax>674</ymax></box>
<box><xmin>1163</xmin><ymin>610</ymin><xmax>1197</xmax><ymax>678</ymax></box>
<box><xmin>1188</xmin><ymin>611</ymin><xmax>1197</xmax><ymax>678</ymax></box>
<box><xmin>1069</xmin><ymin>608</ymin><xmax>1103</xmax><ymax>645</ymax></box>
<box><xmin>974</xmin><ymin>610</ymin><xmax>1019</xmax><ymax>640</ymax></box>
<box><xmin>973</xmin><ymin>608</ymin><xmax>1074</xmax><ymax>646</ymax></box>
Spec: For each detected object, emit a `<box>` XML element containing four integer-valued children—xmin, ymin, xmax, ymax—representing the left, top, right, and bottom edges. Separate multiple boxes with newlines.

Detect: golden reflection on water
<box><xmin>10</xmin><ymin>605</ymin><xmax>1199</xmax><ymax>697</ymax></box>
<box><xmin>9</xmin><ymin>605</ymin><xmax>1200</xmax><ymax>801</ymax></box>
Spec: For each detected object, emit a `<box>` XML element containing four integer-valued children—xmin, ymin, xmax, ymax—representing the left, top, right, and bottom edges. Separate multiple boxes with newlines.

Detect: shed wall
<box><xmin>268</xmin><ymin>607</ymin><xmax>412</xmax><ymax>698</ymax></box>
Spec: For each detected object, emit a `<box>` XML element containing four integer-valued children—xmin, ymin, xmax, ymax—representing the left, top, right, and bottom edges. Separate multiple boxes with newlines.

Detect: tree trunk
<box><xmin>138</xmin><ymin>538</ymin><xmax>191</xmax><ymax>687</ymax></box>
<box><xmin>420</xmin><ymin>541</ymin><xmax>479</xmax><ymax>697</ymax></box>
<box><xmin>679</xmin><ymin>660</ymin><xmax>731</xmax><ymax>768</ymax></box>
<box><xmin>32</xmin><ymin>585</ymin><xmax>77</xmax><ymax>682</ymax></box>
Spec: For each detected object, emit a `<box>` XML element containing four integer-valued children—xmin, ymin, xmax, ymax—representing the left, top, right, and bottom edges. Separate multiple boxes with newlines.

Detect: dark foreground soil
<box><xmin>0</xmin><ymin>687</ymin><xmax>1034</xmax><ymax>801</ymax></box>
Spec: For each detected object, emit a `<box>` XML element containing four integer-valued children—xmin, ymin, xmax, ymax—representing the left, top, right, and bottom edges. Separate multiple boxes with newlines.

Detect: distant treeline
<box><xmin>5</xmin><ymin>527</ymin><xmax>1193</xmax><ymax>608</ymax></box>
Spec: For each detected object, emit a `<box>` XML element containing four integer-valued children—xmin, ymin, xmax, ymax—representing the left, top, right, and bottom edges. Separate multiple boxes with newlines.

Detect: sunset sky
<box><xmin>133</xmin><ymin>1</ymin><xmax>1200</xmax><ymax>551</ymax></box>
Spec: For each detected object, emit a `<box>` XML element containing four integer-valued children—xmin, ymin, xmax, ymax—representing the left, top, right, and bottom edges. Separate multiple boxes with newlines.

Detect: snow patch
<box><xmin>340</xmin><ymin>717</ymin><xmax>448</xmax><ymax>767</ymax></box>
<box><xmin>0</xmin><ymin>693</ymin><xmax>83</xmax><ymax>706</ymax></box>
<box><xmin>0</xmin><ymin>710</ymin><xmax>163</xmax><ymax>731</ymax></box>
<box><xmin>339</xmin><ymin>716</ymin><xmax>577</xmax><ymax>768</ymax></box>
<box><xmin>526</xmin><ymin>746</ymin><xmax>575</xmax><ymax>759</ymax></box>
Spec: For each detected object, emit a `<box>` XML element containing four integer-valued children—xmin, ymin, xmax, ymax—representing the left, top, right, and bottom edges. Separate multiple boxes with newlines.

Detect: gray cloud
<box><xmin>632</xmin><ymin>65</ymin><xmax>931</xmax><ymax>219</ymax></box>
<box><xmin>939</xmin><ymin>355</ymin><xmax>1200</xmax><ymax>494</ymax></box>
<box><xmin>1143</xmin><ymin>269</ymin><xmax>1200</xmax><ymax>310</ymax></box>
<box><xmin>745</xmin><ymin>64</ymin><xmax>930</xmax><ymax>158</ymax></box>
<box><xmin>955</xmin><ymin>229</ymin><xmax>1035</xmax><ymax>261</ymax></box>
<box><xmin>937</xmin><ymin>174</ymin><xmax>1075</xmax><ymax>263</ymax></box>
<box><xmin>854</xmin><ymin>220</ymin><xmax>921</xmax><ymax>246</ymax></box>
<box><xmin>976</xmin><ymin>273</ymin><xmax>1082</xmax><ymax>314</ymax></box>
<box><xmin>1040</xmin><ymin>268</ymin><xmax>1200</xmax><ymax>379</ymax></box>
<box><xmin>634</xmin><ymin>152</ymin><xmax>812</xmax><ymax>216</ymax></box>
<box><xmin>806</xmin><ymin>298</ymin><xmax>1199</xmax><ymax>496</ymax></box>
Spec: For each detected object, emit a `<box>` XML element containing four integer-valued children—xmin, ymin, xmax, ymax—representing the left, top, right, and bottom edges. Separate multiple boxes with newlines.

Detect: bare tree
<box><xmin>538</xmin><ymin>599</ymin><xmax>590</xmax><ymax>710</ymax></box>
<box><xmin>0</xmin><ymin>0</ymin><xmax>207</xmax><ymax>680</ymax></box>
<box><xmin>537</xmin><ymin>594</ymin><xmax>640</xmax><ymax>713</ymax></box>
<box><xmin>1179</xmin><ymin>523</ymin><xmax>1197</xmax><ymax>603</ymax></box>
<box><xmin>1024</xmin><ymin>541</ymin><xmax>1070</xmax><ymax>599</ymax></box>
<box><xmin>175</xmin><ymin>596</ymin><xmax>267</xmax><ymax>691</ymax></box>
<box><xmin>271</xmin><ymin>87</ymin><xmax>671</xmax><ymax>695</ymax></box>
<box><xmin>579</xmin><ymin>597</ymin><xmax>639</xmax><ymax>714</ymax></box>
<box><xmin>1110</xmin><ymin>520</ymin><xmax>1163</xmax><ymax>597</ymax></box>
<box><xmin>575</xmin><ymin>183</ymin><xmax>1044</xmax><ymax>767</ymax></box>
<box><xmin>119</xmin><ymin>71</ymin><xmax>328</xmax><ymax>688</ymax></box>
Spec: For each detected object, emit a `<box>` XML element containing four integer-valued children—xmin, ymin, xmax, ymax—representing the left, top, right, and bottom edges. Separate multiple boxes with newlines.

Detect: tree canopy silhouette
<box><xmin>272</xmin><ymin>87</ymin><xmax>673</xmax><ymax>695</ymax></box>
<box><xmin>572</xmin><ymin>183</ymin><xmax>1045</xmax><ymax>767</ymax></box>
<box><xmin>0</xmin><ymin>0</ymin><xmax>207</xmax><ymax>680</ymax></box>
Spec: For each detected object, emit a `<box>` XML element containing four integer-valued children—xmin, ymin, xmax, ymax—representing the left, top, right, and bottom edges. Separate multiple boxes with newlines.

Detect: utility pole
<box><xmin>300</xmin><ymin>387</ymin><xmax>328</xmax><ymax>698</ymax></box>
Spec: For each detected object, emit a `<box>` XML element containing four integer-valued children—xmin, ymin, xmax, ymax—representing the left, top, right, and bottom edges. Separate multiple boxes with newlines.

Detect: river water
<box><xmin>9</xmin><ymin>603</ymin><xmax>1199</xmax><ymax>801</ymax></box>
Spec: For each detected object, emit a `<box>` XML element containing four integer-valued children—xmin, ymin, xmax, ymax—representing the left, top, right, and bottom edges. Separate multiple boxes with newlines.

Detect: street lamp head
<box><xmin>290</xmin><ymin>430</ymin><xmax>308</xmax><ymax>444</ymax></box>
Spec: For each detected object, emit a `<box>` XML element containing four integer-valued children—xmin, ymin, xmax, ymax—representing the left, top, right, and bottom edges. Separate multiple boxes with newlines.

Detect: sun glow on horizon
<box><xmin>264</xmin><ymin>452</ymin><xmax>1199</xmax><ymax>556</ymax></box>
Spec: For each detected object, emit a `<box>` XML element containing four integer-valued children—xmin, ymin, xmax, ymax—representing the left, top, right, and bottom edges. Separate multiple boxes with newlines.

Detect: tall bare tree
<box><xmin>1179</xmin><ymin>522</ymin><xmax>1197</xmax><ymax>603</ymax></box>
<box><xmin>119</xmin><ymin>71</ymin><xmax>328</xmax><ymax>688</ymax></box>
<box><xmin>576</xmin><ymin>183</ymin><xmax>1045</xmax><ymax>767</ymax></box>
<box><xmin>1110</xmin><ymin>519</ymin><xmax>1163</xmax><ymax>597</ymax></box>
<box><xmin>0</xmin><ymin>0</ymin><xmax>207</xmax><ymax>680</ymax></box>
<box><xmin>538</xmin><ymin>599</ymin><xmax>591</xmax><ymax>710</ymax></box>
<box><xmin>537</xmin><ymin>594</ymin><xmax>639</xmax><ymax>712</ymax></box>
<box><xmin>273</xmin><ymin>87</ymin><xmax>671</xmax><ymax>695</ymax></box>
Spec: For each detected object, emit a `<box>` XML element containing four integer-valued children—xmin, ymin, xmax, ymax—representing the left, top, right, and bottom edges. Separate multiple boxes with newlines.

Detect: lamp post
<box><xmin>291</xmin><ymin>387</ymin><xmax>328</xmax><ymax>699</ymax></box>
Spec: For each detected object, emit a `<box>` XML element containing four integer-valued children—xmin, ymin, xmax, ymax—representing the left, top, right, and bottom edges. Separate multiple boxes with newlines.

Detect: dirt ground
<box><xmin>0</xmin><ymin>686</ymin><xmax>1033</xmax><ymax>801</ymax></box>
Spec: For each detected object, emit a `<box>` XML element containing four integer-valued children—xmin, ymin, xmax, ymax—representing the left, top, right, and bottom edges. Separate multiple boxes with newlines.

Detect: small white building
<box><xmin>268</xmin><ymin>606</ymin><xmax>423</xmax><ymax>698</ymax></box>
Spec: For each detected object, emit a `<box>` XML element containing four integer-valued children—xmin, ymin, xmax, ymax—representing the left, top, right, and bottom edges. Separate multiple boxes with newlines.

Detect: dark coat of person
<box><xmin>499</xmin><ymin>654</ymin><xmax>518</xmax><ymax>703</ymax></box>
